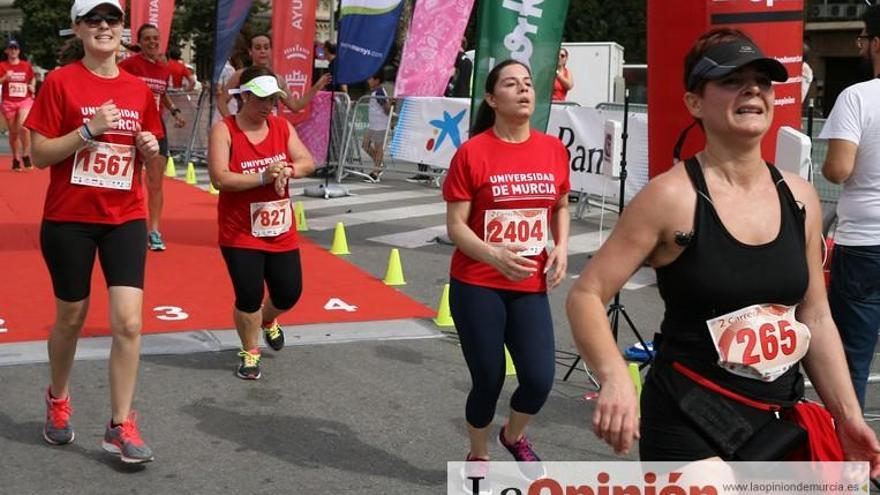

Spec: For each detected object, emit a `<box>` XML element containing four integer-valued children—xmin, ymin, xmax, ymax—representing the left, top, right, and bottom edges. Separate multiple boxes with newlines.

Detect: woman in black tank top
<box><xmin>566</xmin><ymin>28</ymin><xmax>880</xmax><ymax>470</ymax></box>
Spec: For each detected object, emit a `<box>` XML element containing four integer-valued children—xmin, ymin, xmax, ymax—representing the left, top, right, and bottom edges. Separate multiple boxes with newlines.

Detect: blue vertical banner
<box><xmin>212</xmin><ymin>0</ymin><xmax>254</xmax><ymax>84</ymax></box>
<box><xmin>335</xmin><ymin>0</ymin><xmax>404</xmax><ymax>85</ymax></box>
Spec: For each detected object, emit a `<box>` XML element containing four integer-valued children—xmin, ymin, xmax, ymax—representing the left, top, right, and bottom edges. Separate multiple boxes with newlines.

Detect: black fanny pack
<box><xmin>671</xmin><ymin>361</ymin><xmax>806</xmax><ymax>460</ymax></box>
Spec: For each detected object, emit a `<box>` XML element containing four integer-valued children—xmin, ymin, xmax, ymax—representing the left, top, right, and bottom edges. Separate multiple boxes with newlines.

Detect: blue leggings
<box><xmin>449</xmin><ymin>278</ymin><xmax>555</xmax><ymax>429</ymax></box>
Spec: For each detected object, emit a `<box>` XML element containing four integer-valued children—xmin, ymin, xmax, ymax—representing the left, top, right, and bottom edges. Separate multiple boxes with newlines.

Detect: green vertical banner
<box><xmin>470</xmin><ymin>0</ymin><xmax>570</xmax><ymax>132</ymax></box>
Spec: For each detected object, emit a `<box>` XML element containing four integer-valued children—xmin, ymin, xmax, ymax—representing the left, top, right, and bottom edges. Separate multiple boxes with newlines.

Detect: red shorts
<box><xmin>2</xmin><ymin>98</ymin><xmax>33</xmax><ymax>122</ymax></box>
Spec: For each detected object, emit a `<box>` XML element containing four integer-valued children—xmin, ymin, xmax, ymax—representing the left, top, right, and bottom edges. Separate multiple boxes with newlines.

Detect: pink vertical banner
<box><xmin>294</xmin><ymin>91</ymin><xmax>332</xmax><ymax>167</ymax></box>
<box><xmin>394</xmin><ymin>0</ymin><xmax>475</xmax><ymax>97</ymax></box>
<box><xmin>130</xmin><ymin>0</ymin><xmax>175</xmax><ymax>52</ymax></box>
<box><xmin>273</xmin><ymin>0</ymin><xmax>318</xmax><ymax>125</ymax></box>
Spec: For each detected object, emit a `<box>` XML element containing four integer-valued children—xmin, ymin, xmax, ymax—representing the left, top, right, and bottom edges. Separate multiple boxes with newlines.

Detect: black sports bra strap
<box><xmin>683</xmin><ymin>157</ymin><xmax>709</xmax><ymax>196</ymax></box>
<box><xmin>765</xmin><ymin>162</ymin><xmax>804</xmax><ymax>216</ymax></box>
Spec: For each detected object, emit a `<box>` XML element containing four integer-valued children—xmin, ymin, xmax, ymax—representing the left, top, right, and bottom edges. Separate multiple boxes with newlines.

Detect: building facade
<box><xmin>0</xmin><ymin>0</ymin><xmax>22</xmax><ymax>39</ymax></box>
<box><xmin>806</xmin><ymin>0</ymin><xmax>873</xmax><ymax>116</ymax></box>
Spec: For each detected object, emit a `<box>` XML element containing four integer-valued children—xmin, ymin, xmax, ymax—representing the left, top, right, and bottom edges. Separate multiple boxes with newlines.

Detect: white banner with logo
<box><xmin>549</xmin><ymin>105</ymin><xmax>650</xmax><ymax>203</ymax></box>
<box><xmin>390</xmin><ymin>98</ymin><xmax>649</xmax><ymax>203</ymax></box>
<box><xmin>390</xmin><ymin>97</ymin><xmax>471</xmax><ymax>168</ymax></box>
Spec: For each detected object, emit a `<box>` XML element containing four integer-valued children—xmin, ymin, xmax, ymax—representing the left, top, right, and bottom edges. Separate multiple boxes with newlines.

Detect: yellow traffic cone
<box><xmin>185</xmin><ymin>162</ymin><xmax>197</xmax><ymax>185</ymax></box>
<box><xmin>504</xmin><ymin>345</ymin><xmax>516</xmax><ymax>376</ymax></box>
<box><xmin>295</xmin><ymin>201</ymin><xmax>308</xmax><ymax>231</ymax></box>
<box><xmin>329</xmin><ymin>222</ymin><xmax>350</xmax><ymax>255</ymax></box>
<box><xmin>628</xmin><ymin>362</ymin><xmax>642</xmax><ymax>411</ymax></box>
<box><xmin>383</xmin><ymin>248</ymin><xmax>406</xmax><ymax>286</ymax></box>
<box><xmin>164</xmin><ymin>155</ymin><xmax>177</xmax><ymax>178</ymax></box>
<box><xmin>433</xmin><ymin>283</ymin><xmax>454</xmax><ymax>327</ymax></box>
<box><xmin>208</xmin><ymin>181</ymin><xmax>220</xmax><ymax>195</ymax></box>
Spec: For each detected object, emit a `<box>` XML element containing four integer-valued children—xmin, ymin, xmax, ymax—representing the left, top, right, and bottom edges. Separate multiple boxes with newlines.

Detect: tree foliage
<box><xmin>15</xmin><ymin>0</ymin><xmax>648</xmax><ymax>72</ymax></box>
<box><xmin>14</xmin><ymin>0</ymin><xmax>73</xmax><ymax>69</ymax></box>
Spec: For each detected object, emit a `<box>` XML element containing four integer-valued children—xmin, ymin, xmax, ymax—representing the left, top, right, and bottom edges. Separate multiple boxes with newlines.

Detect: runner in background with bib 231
<box><xmin>443</xmin><ymin>59</ymin><xmax>570</xmax><ymax>486</ymax></box>
<box><xmin>208</xmin><ymin>66</ymin><xmax>315</xmax><ymax>381</ymax></box>
<box><xmin>24</xmin><ymin>0</ymin><xmax>162</xmax><ymax>465</ymax></box>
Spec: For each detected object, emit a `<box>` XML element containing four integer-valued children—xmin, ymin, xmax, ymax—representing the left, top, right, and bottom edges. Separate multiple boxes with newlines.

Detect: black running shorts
<box><xmin>40</xmin><ymin>219</ymin><xmax>147</xmax><ymax>302</ymax></box>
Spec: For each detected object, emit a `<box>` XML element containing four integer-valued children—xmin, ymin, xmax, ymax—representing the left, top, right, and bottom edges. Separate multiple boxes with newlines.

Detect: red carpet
<box><xmin>0</xmin><ymin>157</ymin><xmax>434</xmax><ymax>344</ymax></box>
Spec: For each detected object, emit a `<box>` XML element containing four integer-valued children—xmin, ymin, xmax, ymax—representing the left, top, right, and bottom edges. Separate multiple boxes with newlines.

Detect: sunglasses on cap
<box><xmin>77</xmin><ymin>11</ymin><xmax>123</xmax><ymax>28</ymax></box>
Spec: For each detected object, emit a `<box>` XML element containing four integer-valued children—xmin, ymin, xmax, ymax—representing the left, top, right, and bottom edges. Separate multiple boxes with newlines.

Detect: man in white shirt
<box><xmin>362</xmin><ymin>72</ymin><xmax>391</xmax><ymax>182</ymax></box>
<box><xmin>820</xmin><ymin>5</ymin><xmax>880</xmax><ymax>408</ymax></box>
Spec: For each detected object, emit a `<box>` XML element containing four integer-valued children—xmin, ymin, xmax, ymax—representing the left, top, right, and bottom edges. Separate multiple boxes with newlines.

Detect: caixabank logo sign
<box><xmin>426</xmin><ymin>110</ymin><xmax>467</xmax><ymax>152</ymax></box>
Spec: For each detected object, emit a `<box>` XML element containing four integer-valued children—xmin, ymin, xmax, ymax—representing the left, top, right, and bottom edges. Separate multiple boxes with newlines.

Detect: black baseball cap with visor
<box><xmin>673</xmin><ymin>39</ymin><xmax>789</xmax><ymax>161</ymax></box>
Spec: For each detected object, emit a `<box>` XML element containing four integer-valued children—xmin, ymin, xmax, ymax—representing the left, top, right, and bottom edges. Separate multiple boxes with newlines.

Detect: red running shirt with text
<box><xmin>25</xmin><ymin>61</ymin><xmax>163</xmax><ymax>224</ymax></box>
<box><xmin>443</xmin><ymin>129</ymin><xmax>571</xmax><ymax>292</ymax></box>
<box><xmin>0</xmin><ymin>60</ymin><xmax>34</xmax><ymax>102</ymax></box>
<box><xmin>118</xmin><ymin>54</ymin><xmax>171</xmax><ymax>110</ymax></box>
<box><xmin>218</xmin><ymin>115</ymin><xmax>299</xmax><ymax>252</ymax></box>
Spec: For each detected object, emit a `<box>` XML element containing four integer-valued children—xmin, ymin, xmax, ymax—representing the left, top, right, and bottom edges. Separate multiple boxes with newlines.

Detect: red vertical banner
<box><xmin>647</xmin><ymin>0</ymin><xmax>804</xmax><ymax>178</ymax></box>
<box><xmin>130</xmin><ymin>0</ymin><xmax>176</xmax><ymax>53</ymax></box>
<box><xmin>273</xmin><ymin>0</ymin><xmax>318</xmax><ymax>125</ymax></box>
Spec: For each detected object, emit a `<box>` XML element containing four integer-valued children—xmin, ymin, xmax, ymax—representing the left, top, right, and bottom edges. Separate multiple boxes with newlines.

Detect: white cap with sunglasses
<box><xmin>70</xmin><ymin>0</ymin><xmax>124</xmax><ymax>23</ymax></box>
<box><xmin>227</xmin><ymin>76</ymin><xmax>288</xmax><ymax>99</ymax></box>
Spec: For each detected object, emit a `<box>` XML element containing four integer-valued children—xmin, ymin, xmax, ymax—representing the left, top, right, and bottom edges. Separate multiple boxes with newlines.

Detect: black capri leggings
<box><xmin>449</xmin><ymin>277</ymin><xmax>556</xmax><ymax>429</ymax></box>
<box><xmin>40</xmin><ymin>219</ymin><xmax>147</xmax><ymax>302</ymax></box>
<box><xmin>220</xmin><ymin>247</ymin><xmax>303</xmax><ymax>313</ymax></box>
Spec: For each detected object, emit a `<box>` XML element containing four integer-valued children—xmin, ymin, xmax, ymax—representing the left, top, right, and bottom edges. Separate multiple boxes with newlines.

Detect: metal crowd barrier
<box><xmin>161</xmin><ymin>90</ymin><xmax>352</xmax><ymax>171</ymax></box>
<box><xmin>324</xmin><ymin>92</ymin><xmax>353</xmax><ymax>170</ymax></box>
<box><xmin>335</xmin><ymin>93</ymin><xmax>397</xmax><ymax>183</ymax></box>
<box><xmin>164</xmin><ymin>89</ymin><xmax>209</xmax><ymax>165</ymax></box>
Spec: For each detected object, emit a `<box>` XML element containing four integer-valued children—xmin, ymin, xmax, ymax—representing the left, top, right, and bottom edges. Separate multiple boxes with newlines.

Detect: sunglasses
<box><xmin>77</xmin><ymin>12</ymin><xmax>123</xmax><ymax>28</ymax></box>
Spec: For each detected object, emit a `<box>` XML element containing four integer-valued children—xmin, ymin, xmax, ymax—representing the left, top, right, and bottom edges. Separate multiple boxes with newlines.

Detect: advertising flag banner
<box><xmin>212</xmin><ymin>0</ymin><xmax>254</xmax><ymax>84</ymax></box>
<box><xmin>294</xmin><ymin>91</ymin><xmax>333</xmax><ymax>167</ymax></box>
<box><xmin>273</xmin><ymin>0</ymin><xmax>318</xmax><ymax>125</ymax></box>
<box><xmin>335</xmin><ymin>0</ymin><xmax>404</xmax><ymax>85</ymax></box>
<box><xmin>129</xmin><ymin>0</ymin><xmax>175</xmax><ymax>53</ymax></box>
<box><xmin>471</xmin><ymin>0</ymin><xmax>570</xmax><ymax>132</ymax></box>
<box><xmin>394</xmin><ymin>0</ymin><xmax>475</xmax><ymax>97</ymax></box>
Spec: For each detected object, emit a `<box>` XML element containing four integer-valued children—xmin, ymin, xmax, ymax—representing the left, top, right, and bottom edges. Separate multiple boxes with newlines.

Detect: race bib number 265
<box><xmin>707</xmin><ymin>304</ymin><xmax>811</xmax><ymax>382</ymax></box>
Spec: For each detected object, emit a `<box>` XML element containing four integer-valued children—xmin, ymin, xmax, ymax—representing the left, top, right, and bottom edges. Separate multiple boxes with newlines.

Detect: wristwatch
<box><xmin>171</xmin><ymin>108</ymin><xmax>181</xmax><ymax>116</ymax></box>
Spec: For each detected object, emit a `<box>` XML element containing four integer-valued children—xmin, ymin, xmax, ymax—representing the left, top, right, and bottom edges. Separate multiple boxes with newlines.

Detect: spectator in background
<box><xmin>219</xmin><ymin>33</ymin><xmax>331</xmax><ymax>118</ymax></box>
<box><xmin>167</xmin><ymin>47</ymin><xmax>196</xmax><ymax>90</ymax></box>
<box><xmin>324</xmin><ymin>41</ymin><xmax>347</xmax><ymax>94</ymax></box>
<box><xmin>552</xmin><ymin>48</ymin><xmax>574</xmax><ymax>102</ymax></box>
<box><xmin>362</xmin><ymin>71</ymin><xmax>390</xmax><ymax>182</ymax></box>
<box><xmin>446</xmin><ymin>38</ymin><xmax>472</xmax><ymax>98</ymax></box>
<box><xmin>213</xmin><ymin>59</ymin><xmax>238</xmax><ymax>126</ymax></box>
<box><xmin>801</xmin><ymin>42</ymin><xmax>814</xmax><ymax>103</ymax></box>
<box><xmin>820</xmin><ymin>5</ymin><xmax>880</xmax><ymax>409</ymax></box>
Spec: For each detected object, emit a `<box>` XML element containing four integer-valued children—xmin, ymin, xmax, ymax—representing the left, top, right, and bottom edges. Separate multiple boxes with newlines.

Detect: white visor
<box><xmin>228</xmin><ymin>76</ymin><xmax>288</xmax><ymax>99</ymax></box>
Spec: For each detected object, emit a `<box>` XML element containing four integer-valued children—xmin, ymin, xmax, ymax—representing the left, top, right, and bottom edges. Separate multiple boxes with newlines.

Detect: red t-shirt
<box><xmin>0</xmin><ymin>60</ymin><xmax>34</xmax><ymax>102</ymax></box>
<box><xmin>167</xmin><ymin>59</ymin><xmax>193</xmax><ymax>89</ymax></box>
<box><xmin>118</xmin><ymin>54</ymin><xmax>170</xmax><ymax>110</ymax></box>
<box><xmin>218</xmin><ymin>115</ymin><xmax>299</xmax><ymax>252</ymax></box>
<box><xmin>442</xmin><ymin>129</ymin><xmax>571</xmax><ymax>293</ymax></box>
<box><xmin>25</xmin><ymin>61</ymin><xmax>163</xmax><ymax>224</ymax></box>
<box><xmin>552</xmin><ymin>68</ymin><xmax>569</xmax><ymax>102</ymax></box>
